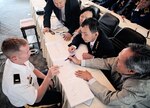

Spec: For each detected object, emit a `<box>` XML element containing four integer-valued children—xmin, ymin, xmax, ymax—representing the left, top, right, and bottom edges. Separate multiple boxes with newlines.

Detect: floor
<box><xmin>0</xmin><ymin>0</ymin><xmax>30</xmax><ymax>46</ymax></box>
<box><xmin>0</xmin><ymin>0</ymin><xmax>47</xmax><ymax>107</ymax></box>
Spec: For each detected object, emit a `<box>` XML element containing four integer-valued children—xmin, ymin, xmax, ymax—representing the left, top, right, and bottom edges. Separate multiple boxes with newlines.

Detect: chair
<box><xmin>98</xmin><ymin>12</ymin><xmax>120</xmax><ymax>38</ymax></box>
<box><xmin>110</xmin><ymin>27</ymin><xmax>147</xmax><ymax>56</ymax></box>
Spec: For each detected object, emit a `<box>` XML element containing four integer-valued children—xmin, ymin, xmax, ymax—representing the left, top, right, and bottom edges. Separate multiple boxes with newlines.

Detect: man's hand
<box><xmin>73</xmin><ymin>27</ymin><xmax>81</xmax><ymax>37</ymax></box>
<box><xmin>68</xmin><ymin>55</ymin><xmax>81</xmax><ymax>65</ymax></box>
<box><xmin>43</xmin><ymin>27</ymin><xmax>55</xmax><ymax>35</ymax></box>
<box><xmin>47</xmin><ymin>66</ymin><xmax>60</xmax><ymax>79</ymax></box>
<box><xmin>82</xmin><ymin>53</ymin><xmax>93</xmax><ymax>60</ymax></box>
<box><xmin>43</xmin><ymin>27</ymin><xmax>50</xmax><ymax>34</ymax></box>
<box><xmin>136</xmin><ymin>1</ymin><xmax>145</xmax><ymax>10</ymax></box>
<box><xmin>68</xmin><ymin>45</ymin><xmax>76</xmax><ymax>53</ymax></box>
<box><xmin>75</xmin><ymin>70</ymin><xmax>93</xmax><ymax>81</ymax></box>
<box><xmin>63</xmin><ymin>32</ymin><xmax>72</xmax><ymax>41</ymax></box>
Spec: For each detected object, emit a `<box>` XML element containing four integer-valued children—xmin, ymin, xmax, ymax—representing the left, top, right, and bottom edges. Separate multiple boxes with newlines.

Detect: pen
<box><xmin>49</xmin><ymin>29</ymin><xmax>55</xmax><ymax>35</ymax></box>
<box><xmin>65</xmin><ymin>55</ymin><xmax>75</xmax><ymax>61</ymax></box>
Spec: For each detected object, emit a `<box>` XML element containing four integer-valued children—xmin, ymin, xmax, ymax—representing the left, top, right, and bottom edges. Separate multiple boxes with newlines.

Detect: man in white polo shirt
<box><xmin>1</xmin><ymin>37</ymin><xmax>62</xmax><ymax>107</ymax></box>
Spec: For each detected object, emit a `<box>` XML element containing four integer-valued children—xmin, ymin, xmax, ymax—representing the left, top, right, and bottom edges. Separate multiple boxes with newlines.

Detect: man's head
<box><xmin>116</xmin><ymin>43</ymin><xmax>150</xmax><ymax>77</ymax></box>
<box><xmin>53</xmin><ymin>0</ymin><xmax>66</xmax><ymax>9</ymax></box>
<box><xmin>80</xmin><ymin>9</ymin><xmax>93</xmax><ymax>25</ymax></box>
<box><xmin>80</xmin><ymin>18</ymin><xmax>100</xmax><ymax>43</ymax></box>
<box><xmin>80</xmin><ymin>6</ymin><xmax>100</xmax><ymax>25</ymax></box>
<box><xmin>1</xmin><ymin>37</ymin><xmax>30</xmax><ymax>64</ymax></box>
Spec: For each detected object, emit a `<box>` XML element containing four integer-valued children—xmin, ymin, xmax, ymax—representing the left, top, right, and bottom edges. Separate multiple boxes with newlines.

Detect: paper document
<box><xmin>84</xmin><ymin>98</ymin><xmax>94</xmax><ymax>106</ymax></box>
<box><xmin>46</xmin><ymin>39</ymin><xmax>94</xmax><ymax>107</ymax></box>
<box><xmin>56</xmin><ymin>62</ymin><xmax>94</xmax><ymax>107</ymax></box>
<box><xmin>51</xmin><ymin>15</ymin><xmax>66</xmax><ymax>30</ymax></box>
<box><xmin>46</xmin><ymin>41</ymin><xmax>69</xmax><ymax>61</ymax></box>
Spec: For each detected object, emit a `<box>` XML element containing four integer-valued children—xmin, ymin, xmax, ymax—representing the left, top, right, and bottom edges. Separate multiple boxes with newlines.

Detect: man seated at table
<box><xmin>130</xmin><ymin>0</ymin><xmax>150</xmax><ymax>29</ymax></box>
<box><xmin>68</xmin><ymin>18</ymin><xmax>115</xmax><ymax>60</ymax></box>
<box><xmin>43</xmin><ymin>0</ymin><xmax>80</xmax><ymax>41</ymax></box>
<box><xmin>69</xmin><ymin>43</ymin><xmax>150</xmax><ymax>107</ymax></box>
<box><xmin>1</xmin><ymin>37</ymin><xmax>62</xmax><ymax>107</ymax></box>
<box><xmin>110</xmin><ymin>0</ymin><xmax>132</xmax><ymax>14</ymax></box>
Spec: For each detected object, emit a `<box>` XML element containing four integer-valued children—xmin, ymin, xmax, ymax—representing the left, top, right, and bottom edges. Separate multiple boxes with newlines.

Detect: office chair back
<box><xmin>98</xmin><ymin>12</ymin><xmax>120</xmax><ymax>38</ymax></box>
<box><xmin>110</xmin><ymin>27</ymin><xmax>147</xmax><ymax>55</ymax></box>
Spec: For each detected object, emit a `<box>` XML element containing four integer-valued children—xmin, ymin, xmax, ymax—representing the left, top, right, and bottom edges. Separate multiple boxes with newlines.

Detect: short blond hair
<box><xmin>1</xmin><ymin>37</ymin><xmax>28</xmax><ymax>58</ymax></box>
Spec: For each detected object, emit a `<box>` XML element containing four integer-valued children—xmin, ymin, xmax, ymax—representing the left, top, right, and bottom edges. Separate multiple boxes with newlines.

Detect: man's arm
<box><xmin>36</xmin><ymin>74</ymin><xmax>51</xmax><ymax>102</ymax></box>
<box><xmin>33</xmin><ymin>68</ymin><xmax>45</xmax><ymax>79</ymax></box>
<box><xmin>83</xmin><ymin>57</ymin><xmax>116</xmax><ymax>70</ymax></box>
<box><xmin>66</xmin><ymin>0</ymin><xmax>80</xmax><ymax>34</ymax></box>
<box><xmin>68</xmin><ymin>34</ymin><xmax>85</xmax><ymax>48</ymax></box>
<box><xmin>35</xmin><ymin>66</ymin><xmax>59</xmax><ymax>102</ymax></box>
<box><xmin>43</xmin><ymin>0</ymin><xmax>53</xmax><ymax>28</ymax></box>
<box><xmin>69</xmin><ymin>56</ymin><xmax>116</xmax><ymax>70</ymax></box>
<box><xmin>89</xmin><ymin>79</ymin><xmax>145</xmax><ymax>107</ymax></box>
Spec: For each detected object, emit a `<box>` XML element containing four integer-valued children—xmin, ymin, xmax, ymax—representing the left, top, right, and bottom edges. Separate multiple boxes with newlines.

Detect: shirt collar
<box><xmin>90</xmin><ymin>39</ymin><xmax>96</xmax><ymax>46</ymax></box>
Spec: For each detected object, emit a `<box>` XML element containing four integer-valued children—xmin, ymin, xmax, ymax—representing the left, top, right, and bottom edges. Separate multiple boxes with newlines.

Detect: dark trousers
<box><xmin>31</xmin><ymin>78</ymin><xmax>62</xmax><ymax>107</ymax></box>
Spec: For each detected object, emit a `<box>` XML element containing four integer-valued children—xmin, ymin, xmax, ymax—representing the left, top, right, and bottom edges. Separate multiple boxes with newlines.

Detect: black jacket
<box><xmin>43</xmin><ymin>0</ymin><xmax>80</xmax><ymax>34</ymax></box>
<box><xmin>68</xmin><ymin>30</ymin><xmax>116</xmax><ymax>58</ymax></box>
<box><xmin>130</xmin><ymin>7</ymin><xmax>150</xmax><ymax>29</ymax></box>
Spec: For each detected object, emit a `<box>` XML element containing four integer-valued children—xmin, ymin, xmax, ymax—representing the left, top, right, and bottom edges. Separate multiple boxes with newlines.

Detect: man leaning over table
<box><xmin>68</xmin><ymin>18</ymin><xmax>115</xmax><ymax>60</ymax></box>
<box><xmin>1</xmin><ymin>37</ymin><xmax>62</xmax><ymax>107</ymax></box>
<box><xmin>68</xmin><ymin>43</ymin><xmax>150</xmax><ymax>108</ymax></box>
<box><xmin>43</xmin><ymin>0</ymin><xmax>81</xmax><ymax>41</ymax></box>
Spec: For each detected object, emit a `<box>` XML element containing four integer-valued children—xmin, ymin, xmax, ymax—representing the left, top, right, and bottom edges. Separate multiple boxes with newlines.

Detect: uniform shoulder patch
<box><xmin>13</xmin><ymin>74</ymin><xmax>21</xmax><ymax>84</ymax></box>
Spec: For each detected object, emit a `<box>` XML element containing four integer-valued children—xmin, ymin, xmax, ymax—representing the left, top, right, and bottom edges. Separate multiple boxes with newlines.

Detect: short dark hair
<box><xmin>125</xmin><ymin>43</ymin><xmax>150</xmax><ymax>77</ymax></box>
<box><xmin>80</xmin><ymin>6</ymin><xmax>100</xmax><ymax>20</ymax></box>
<box><xmin>1</xmin><ymin>37</ymin><xmax>28</xmax><ymax>58</ymax></box>
<box><xmin>81</xmin><ymin>18</ymin><xmax>101</xmax><ymax>33</ymax></box>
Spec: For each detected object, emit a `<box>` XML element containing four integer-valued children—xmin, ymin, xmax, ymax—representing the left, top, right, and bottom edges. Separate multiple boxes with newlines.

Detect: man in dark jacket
<box><xmin>130</xmin><ymin>0</ymin><xmax>150</xmax><ymax>29</ymax></box>
<box><xmin>43</xmin><ymin>0</ymin><xmax>81</xmax><ymax>41</ymax></box>
<box><xmin>68</xmin><ymin>18</ymin><xmax>115</xmax><ymax>59</ymax></box>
